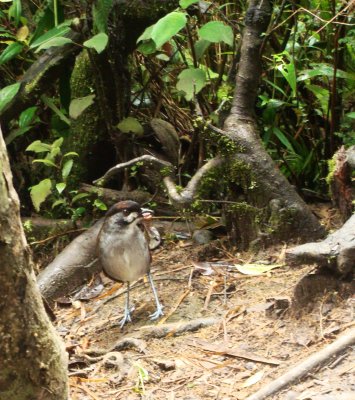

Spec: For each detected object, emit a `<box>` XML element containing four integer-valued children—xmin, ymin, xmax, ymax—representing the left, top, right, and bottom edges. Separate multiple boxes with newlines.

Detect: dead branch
<box><xmin>93</xmin><ymin>154</ymin><xmax>225</xmax><ymax>205</ymax></box>
<box><xmin>245</xmin><ymin>327</ymin><xmax>355</xmax><ymax>400</ymax></box>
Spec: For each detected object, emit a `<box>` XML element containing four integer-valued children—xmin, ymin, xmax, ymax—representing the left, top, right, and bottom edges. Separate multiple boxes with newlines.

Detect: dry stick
<box><xmin>158</xmin><ymin>288</ymin><xmax>190</xmax><ymax>325</ymax></box>
<box><xmin>245</xmin><ymin>327</ymin><xmax>355</xmax><ymax>400</ymax></box>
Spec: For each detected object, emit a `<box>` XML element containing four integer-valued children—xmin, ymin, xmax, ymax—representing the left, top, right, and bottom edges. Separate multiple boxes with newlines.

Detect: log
<box><xmin>286</xmin><ymin>213</ymin><xmax>355</xmax><ymax>276</ymax></box>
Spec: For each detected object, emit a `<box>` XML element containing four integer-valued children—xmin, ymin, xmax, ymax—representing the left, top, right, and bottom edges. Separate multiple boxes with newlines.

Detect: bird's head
<box><xmin>105</xmin><ymin>201</ymin><xmax>153</xmax><ymax>225</ymax></box>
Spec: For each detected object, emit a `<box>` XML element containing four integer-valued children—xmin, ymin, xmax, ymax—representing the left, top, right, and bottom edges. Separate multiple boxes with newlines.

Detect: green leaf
<box><xmin>176</xmin><ymin>68</ymin><xmax>206</xmax><ymax>100</ymax></box>
<box><xmin>345</xmin><ymin>111</ymin><xmax>355</xmax><ymax>119</ymax></box>
<box><xmin>277</xmin><ymin>61</ymin><xmax>296</xmax><ymax>96</ymax></box>
<box><xmin>30</xmin><ymin>20</ymin><xmax>72</xmax><ymax>49</ymax></box>
<box><xmin>0</xmin><ymin>42</ymin><xmax>23</xmax><ymax>65</ymax></box>
<box><xmin>298</xmin><ymin>63</ymin><xmax>355</xmax><ymax>81</ymax></box>
<box><xmin>93</xmin><ymin>0</ymin><xmax>114</xmax><ymax>33</ymax></box>
<box><xmin>52</xmin><ymin>199</ymin><xmax>66</xmax><ymax>209</ymax></box>
<box><xmin>272</xmin><ymin>127</ymin><xmax>294</xmax><ymax>152</ymax></box>
<box><xmin>199</xmin><ymin>21</ymin><xmax>234</xmax><ymax>46</ymax></box>
<box><xmin>33</xmin><ymin>159</ymin><xmax>57</xmax><ymax>167</ymax></box>
<box><xmin>93</xmin><ymin>198</ymin><xmax>107</xmax><ymax>210</ymax></box>
<box><xmin>137</xmin><ymin>25</ymin><xmax>154</xmax><ymax>43</ymax></box>
<box><xmin>26</xmin><ymin>140</ymin><xmax>51</xmax><ymax>153</ymax></box>
<box><xmin>179</xmin><ymin>0</ymin><xmax>199</xmax><ymax>9</ymax></box>
<box><xmin>30</xmin><ymin>179</ymin><xmax>52</xmax><ymax>211</ymax></box>
<box><xmin>151</xmin><ymin>11</ymin><xmax>187</xmax><ymax>49</ymax></box>
<box><xmin>305</xmin><ymin>84</ymin><xmax>329</xmax><ymax>116</ymax></box>
<box><xmin>19</xmin><ymin>106</ymin><xmax>38</xmax><ymax>128</ymax></box>
<box><xmin>52</xmin><ymin>137</ymin><xmax>64</xmax><ymax>149</ymax></box>
<box><xmin>41</xmin><ymin>95</ymin><xmax>71</xmax><ymax>125</ymax></box>
<box><xmin>194</xmin><ymin>39</ymin><xmax>211</xmax><ymax>60</ymax></box>
<box><xmin>137</xmin><ymin>39</ymin><xmax>156</xmax><ymax>55</ymax></box>
<box><xmin>69</xmin><ymin>94</ymin><xmax>95</xmax><ymax>119</ymax></box>
<box><xmin>5</xmin><ymin>126</ymin><xmax>32</xmax><ymax>145</ymax></box>
<box><xmin>62</xmin><ymin>159</ymin><xmax>74</xmax><ymax>179</ymax></box>
<box><xmin>83</xmin><ymin>33</ymin><xmax>108</xmax><ymax>54</ymax></box>
<box><xmin>71</xmin><ymin>193</ymin><xmax>89</xmax><ymax>203</ymax></box>
<box><xmin>117</xmin><ymin>117</ymin><xmax>144</xmax><ymax>135</ymax></box>
<box><xmin>63</xmin><ymin>151</ymin><xmax>79</xmax><ymax>157</ymax></box>
<box><xmin>8</xmin><ymin>0</ymin><xmax>22</xmax><ymax>27</ymax></box>
<box><xmin>56</xmin><ymin>182</ymin><xmax>66</xmax><ymax>194</ymax></box>
<box><xmin>0</xmin><ymin>82</ymin><xmax>21</xmax><ymax>113</ymax></box>
<box><xmin>35</xmin><ymin>36</ymin><xmax>73</xmax><ymax>52</ymax></box>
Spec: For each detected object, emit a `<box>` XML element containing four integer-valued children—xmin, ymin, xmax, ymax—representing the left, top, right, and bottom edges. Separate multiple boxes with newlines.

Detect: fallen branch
<box><xmin>137</xmin><ymin>317</ymin><xmax>219</xmax><ymax>339</ymax></box>
<box><xmin>245</xmin><ymin>327</ymin><xmax>355</xmax><ymax>400</ymax></box>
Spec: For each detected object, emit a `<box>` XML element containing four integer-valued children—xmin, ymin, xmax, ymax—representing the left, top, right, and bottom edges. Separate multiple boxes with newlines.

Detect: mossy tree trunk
<box><xmin>0</xmin><ymin>126</ymin><xmax>68</xmax><ymax>400</ymax></box>
<box><xmin>222</xmin><ymin>0</ymin><xmax>325</xmax><ymax>248</ymax></box>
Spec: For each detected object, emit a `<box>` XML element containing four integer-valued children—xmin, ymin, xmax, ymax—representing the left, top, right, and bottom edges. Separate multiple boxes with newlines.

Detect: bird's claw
<box><xmin>119</xmin><ymin>306</ymin><xmax>135</xmax><ymax>328</ymax></box>
<box><xmin>149</xmin><ymin>304</ymin><xmax>164</xmax><ymax>321</ymax></box>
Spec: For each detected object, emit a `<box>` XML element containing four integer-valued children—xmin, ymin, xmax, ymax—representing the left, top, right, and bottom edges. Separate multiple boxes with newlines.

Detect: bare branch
<box><xmin>93</xmin><ymin>155</ymin><xmax>173</xmax><ymax>186</ymax></box>
<box><xmin>93</xmin><ymin>154</ymin><xmax>225</xmax><ymax>206</ymax></box>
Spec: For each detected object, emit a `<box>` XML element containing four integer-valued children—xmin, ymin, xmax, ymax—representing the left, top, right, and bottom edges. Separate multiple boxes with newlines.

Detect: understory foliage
<box><xmin>0</xmin><ymin>0</ymin><xmax>354</xmax><ymax>219</ymax></box>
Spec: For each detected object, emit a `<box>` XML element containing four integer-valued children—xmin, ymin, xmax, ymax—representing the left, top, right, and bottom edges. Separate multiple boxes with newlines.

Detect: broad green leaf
<box><xmin>151</xmin><ymin>12</ymin><xmax>187</xmax><ymax>49</ymax></box>
<box><xmin>199</xmin><ymin>21</ymin><xmax>234</xmax><ymax>46</ymax></box>
<box><xmin>62</xmin><ymin>159</ymin><xmax>74</xmax><ymax>179</ymax></box>
<box><xmin>52</xmin><ymin>137</ymin><xmax>64</xmax><ymax>149</ymax></box>
<box><xmin>235</xmin><ymin>263</ymin><xmax>282</xmax><ymax>276</ymax></box>
<box><xmin>83</xmin><ymin>33</ymin><xmax>108</xmax><ymax>54</ymax></box>
<box><xmin>176</xmin><ymin>68</ymin><xmax>206</xmax><ymax>100</ymax></box>
<box><xmin>305</xmin><ymin>84</ymin><xmax>329</xmax><ymax>115</ymax></box>
<box><xmin>0</xmin><ymin>82</ymin><xmax>20</xmax><ymax>113</ymax></box>
<box><xmin>179</xmin><ymin>0</ymin><xmax>199</xmax><ymax>8</ymax></box>
<box><xmin>345</xmin><ymin>111</ymin><xmax>355</xmax><ymax>119</ymax></box>
<box><xmin>93</xmin><ymin>0</ymin><xmax>114</xmax><ymax>33</ymax></box>
<box><xmin>0</xmin><ymin>42</ymin><xmax>23</xmax><ymax>65</ymax></box>
<box><xmin>56</xmin><ymin>182</ymin><xmax>66</xmax><ymax>194</ymax></box>
<box><xmin>69</xmin><ymin>94</ymin><xmax>95</xmax><ymax>119</ymax></box>
<box><xmin>26</xmin><ymin>140</ymin><xmax>52</xmax><ymax>153</ymax></box>
<box><xmin>117</xmin><ymin>117</ymin><xmax>144</xmax><ymax>135</ymax></box>
<box><xmin>137</xmin><ymin>39</ymin><xmax>156</xmax><ymax>55</ymax></box>
<box><xmin>5</xmin><ymin>126</ymin><xmax>32</xmax><ymax>145</ymax></box>
<box><xmin>19</xmin><ymin>106</ymin><xmax>38</xmax><ymax>128</ymax></box>
<box><xmin>33</xmin><ymin>159</ymin><xmax>57</xmax><ymax>167</ymax></box>
<box><xmin>137</xmin><ymin>25</ymin><xmax>154</xmax><ymax>43</ymax></box>
<box><xmin>194</xmin><ymin>39</ymin><xmax>211</xmax><ymax>60</ymax></box>
<box><xmin>36</xmin><ymin>36</ymin><xmax>73</xmax><ymax>52</ymax></box>
<box><xmin>30</xmin><ymin>179</ymin><xmax>52</xmax><ymax>211</ymax></box>
<box><xmin>71</xmin><ymin>193</ymin><xmax>89</xmax><ymax>203</ymax></box>
<box><xmin>30</xmin><ymin>20</ymin><xmax>72</xmax><ymax>49</ymax></box>
<box><xmin>298</xmin><ymin>63</ymin><xmax>355</xmax><ymax>81</ymax></box>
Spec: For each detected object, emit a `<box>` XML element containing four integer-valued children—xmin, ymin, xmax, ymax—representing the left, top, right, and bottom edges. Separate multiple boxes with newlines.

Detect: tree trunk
<box><xmin>0</xmin><ymin>126</ymin><xmax>68</xmax><ymax>400</ymax></box>
<box><xmin>222</xmin><ymin>0</ymin><xmax>325</xmax><ymax>247</ymax></box>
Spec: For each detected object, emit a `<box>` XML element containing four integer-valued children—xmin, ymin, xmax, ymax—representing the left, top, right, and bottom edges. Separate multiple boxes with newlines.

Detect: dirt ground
<box><xmin>50</xmin><ymin>213</ymin><xmax>354</xmax><ymax>400</ymax></box>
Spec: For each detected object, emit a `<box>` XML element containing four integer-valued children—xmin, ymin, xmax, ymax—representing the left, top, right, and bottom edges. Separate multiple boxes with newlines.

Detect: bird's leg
<box><xmin>147</xmin><ymin>272</ymin><xmax>164</xmax><ymax>320</ymax></box>
<box><xmin>120</xmin><ymin>282</ymin><xmax>133</xmax><ymax>328</ymax></box>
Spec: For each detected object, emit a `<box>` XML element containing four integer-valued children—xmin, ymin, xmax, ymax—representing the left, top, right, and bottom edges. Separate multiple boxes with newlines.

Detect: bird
<box><xmin>97</xmin><ymin>200</ymin><xmax>164</xmax><ymax>328</ymax></box>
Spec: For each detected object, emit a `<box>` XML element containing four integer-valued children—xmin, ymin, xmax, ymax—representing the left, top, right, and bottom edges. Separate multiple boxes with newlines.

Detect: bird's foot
<box><xmin>149</xmin><ymin>303</ymin><xmax>164</xmax><ymax>321</ymax></box>
<box><xmin>119</xmin><ymin>306</ymin><xmax>135</xmax><ymax>328</ymax></box>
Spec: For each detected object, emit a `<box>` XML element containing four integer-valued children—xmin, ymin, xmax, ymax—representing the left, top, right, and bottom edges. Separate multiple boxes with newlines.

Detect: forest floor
<box><xmin>48</xmin><ymin>205</ymin><xmax>354</xmax><ymax>400</ymax></box>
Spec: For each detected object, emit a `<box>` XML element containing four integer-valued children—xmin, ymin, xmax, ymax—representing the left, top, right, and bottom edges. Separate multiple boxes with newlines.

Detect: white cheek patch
<box><xmin>123</xmin><ymin>211</ymin><xmax>139</xmax><ymax>223</ymax></box>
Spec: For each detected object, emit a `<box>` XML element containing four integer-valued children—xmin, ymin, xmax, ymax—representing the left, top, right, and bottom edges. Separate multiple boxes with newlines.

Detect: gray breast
<box><xmin>98</xmin><ymin>218</ymin><xmax>150</xmax><ymax>282</ymax></box>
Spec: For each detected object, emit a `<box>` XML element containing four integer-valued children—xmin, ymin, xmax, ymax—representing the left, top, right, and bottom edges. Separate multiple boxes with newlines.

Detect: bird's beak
<box><xmin>140</xmin><ymin>208</ymin><xmax>154</xmax><ymax>220</ymax></box>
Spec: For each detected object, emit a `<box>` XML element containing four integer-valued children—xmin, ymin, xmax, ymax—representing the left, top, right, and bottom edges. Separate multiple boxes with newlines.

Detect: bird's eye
<box><xmin>122</xmin><ymin>209</ymin><xmax>130</xmax><ymax>217</ymax></box>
